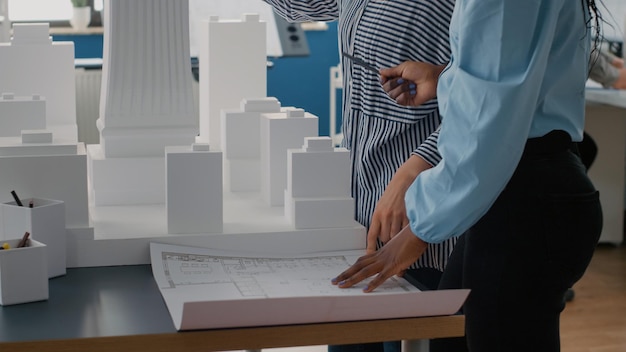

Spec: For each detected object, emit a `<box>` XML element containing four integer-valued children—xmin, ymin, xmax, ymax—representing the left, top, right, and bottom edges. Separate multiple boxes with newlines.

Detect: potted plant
<box><xmin>70</xmin><ymin>0</ymin><xmax>91</xmax><ymax>31</ymax></box>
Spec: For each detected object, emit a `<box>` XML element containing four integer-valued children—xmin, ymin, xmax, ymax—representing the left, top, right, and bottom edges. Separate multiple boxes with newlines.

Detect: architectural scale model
<box><xmin>0</xmin><ymin>23</ymin><xmax>91</xmax><ymax>250</ymax></box>
<box><xmin>261</xmin><ymin>108</ymin><xmax>319</xmax><ymax>206</ymax></box>
<box><xmin>221</xmin><ymin>97</ymin><xmax>281</xmax><ymax>192</ymax></box>
<box><xmin>285</xmin><ymin>137</ymin><xmax>353</xmax><ymax>229</ymax></box>
<box><xmin>0</xmin><ymin>1</ymin><xmax>365</xmax><ymax>269</ymax></box>
<box><xmin>88</xmin><ymin>0</ymin><xmax>197</xmax><ymax>206</ymax></box>
<box><xmin>0</xmin><ymin>93</ymin><xmax>45</xmax><ymax>137</ymax></box>
<box><xmin>0</xmin><ymin>23</ymin><xmax>77</xmax><ymax>141</ymax></box>
<box><xmin>199</xmin><ymin>13</ymin><xmax>266</xmax><ymax>149</ymax></box>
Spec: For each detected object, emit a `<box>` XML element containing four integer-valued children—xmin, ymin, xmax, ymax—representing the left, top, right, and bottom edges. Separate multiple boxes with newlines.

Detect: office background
<box><xmin>54</xmin><ymin>22</ymin><xmax>341</xmax><ymax>139</ymax></box>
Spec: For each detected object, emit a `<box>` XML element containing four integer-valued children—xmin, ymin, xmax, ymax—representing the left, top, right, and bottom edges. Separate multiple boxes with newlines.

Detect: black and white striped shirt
<box><xmin>266</xmin><ymin>0</ymin><xmax>456</xmax><ymax>272</ymax></box>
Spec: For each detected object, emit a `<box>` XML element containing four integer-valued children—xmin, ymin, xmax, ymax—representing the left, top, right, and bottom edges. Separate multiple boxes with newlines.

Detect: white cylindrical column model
<box><xmin>98</xmin><ymin>0</ymin><xmax>197</xmax><ymax>158</ymax></box>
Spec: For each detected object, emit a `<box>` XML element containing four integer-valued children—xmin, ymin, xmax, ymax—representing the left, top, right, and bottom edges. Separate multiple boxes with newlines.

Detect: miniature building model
<box><xmin>199</xmin><ymin>14</ymin><xmax>266</xmax><ymax>149</ymax></box>
<box><xmin>0</xmin><ymin>23</ymin><xmax>76</xmax><ymax>141</ymax></box>
<box><xmin>166</xmin><ymin>143</ymin><xmax>223</xmax><ymax>234</ymax></box>
<box><xmin>96</xmin><ymin>0</ymin><xmax>197</xmax><ymax>158</ymax></box>
<box><xmin>1</xmin><ymin>3</ymin><xmax>366</xmax><ymax>268</ymax></box>
<box><xmin>284</xmin><ymin>137</ymin><xmax>355</xmax><ymax>229</ymax></box>
<box><xmin>260</xmin><ymin>108</ymin><xmax>319</xmax><ymax>206</ymax></box>
<box><xmin>88</xmin><ymin>0</ymin><xmax>198</xmax><ymax>205</ymax></box>
<box><xmin>221</xmin><ymin>97</ymin><xmax>281</xmax><ymax>191</ymax></box>
<box><xmin>0</xmin><ymin>23</ymin><xmax>89</xmax><ymax>239</ymax></box>
<box><xmin>0</xmin><ymin>93</ymin><xmax>46</xmax><ymax>137</ymax></box>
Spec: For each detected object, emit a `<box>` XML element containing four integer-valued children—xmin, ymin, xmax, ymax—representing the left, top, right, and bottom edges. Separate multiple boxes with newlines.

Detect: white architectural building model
<box><xmin>1</xmin><ymin>2</ymin><xmax>365</xmax><ymax>269</ymax></box>
<box><xmin>199</xmin><ymin>14</ymin><xmax>266</xmax><ymax>149</ymax></box>
<box><xmin>285</xmin><ymin>137</ymin><xmax>355</xmax><ymax>229</ymax></box>
<box><xmin>0</xmin><ymin>23</ymin><xmax>77</xmax><ymax>142</ymax></box>
<box><xmin>166</xmin><ymin>143</ymin><xmax>223</xmax><ymax>234</ymax></box>
<box><xmin>0</xmin><ymin>23</ymin><xmax>90</xmax><ymax>249</ymax></box>
<box><xmin>0</xmin><ymin>93</ymin><xmax>46</xmax><ymax>137</ymax></box>
<box><xmin>88</xmin><ymin>0</ymin><xmax>198</xmax><ymax>205</ymax></box>
<box><xmin>260</xmin><ymin>108</ymin><xmax>319</xmax><ymax>206</ymax></box>
<box><xmin>221</xmin><ymin>97</ymin><xmax>281</xmax><ymax>192</ymax></box>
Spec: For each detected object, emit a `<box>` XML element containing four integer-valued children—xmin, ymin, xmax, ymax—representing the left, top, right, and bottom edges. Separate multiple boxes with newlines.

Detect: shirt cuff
<box><xmin>414</xmin><ymin>130</ymin><xmax>441</xmax><ymax>166</ymax></box>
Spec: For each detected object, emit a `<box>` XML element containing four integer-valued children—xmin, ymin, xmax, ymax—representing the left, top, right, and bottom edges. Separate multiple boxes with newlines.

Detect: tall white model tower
<box><xmin>199</xmin><ymin>14</ymin><xmax>266</xmax><ymax>149</ymax></box>
<box><xmin>89</xmin><ymin>0</ymin><xmax>198</xmax><ymax>205</ymax></box>
<box><xmin>97</xmin><ymin>0</ymin><xmax>197</xmax><ymax>158</ymax></box>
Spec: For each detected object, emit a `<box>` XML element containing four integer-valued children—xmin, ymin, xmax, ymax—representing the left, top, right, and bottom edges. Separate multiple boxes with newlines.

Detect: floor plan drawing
<box><xmin>159</xmin><ymin>250</ymin><xmax>413</xmax><ymax>297</ymax></box>
<box><xmin>150</xmin><ymin>243</ymin><xmax>470</xmax><ymax>331</ymax></box>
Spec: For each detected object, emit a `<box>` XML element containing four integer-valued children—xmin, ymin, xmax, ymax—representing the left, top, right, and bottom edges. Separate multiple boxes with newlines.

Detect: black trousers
<box><xmin>431</xmin><ymin>130</ymin><xmax>603</xmax><ymax>352</ymax></box>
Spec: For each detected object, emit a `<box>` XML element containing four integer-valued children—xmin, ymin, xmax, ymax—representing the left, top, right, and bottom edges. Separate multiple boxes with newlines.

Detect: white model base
<box><xmin>67</xmin><ymin>190</ymin><xmax>365</xmax><ymax>267</ymax></box>
<box><xmin>97</xmin><ymin>124</ymin><xmax>198</xmax><ymax>158</ymax></box>
<box><xmin>87</xmin><ymin>144</ymin><xmax>166</xmax><ymax>206</ymax></box>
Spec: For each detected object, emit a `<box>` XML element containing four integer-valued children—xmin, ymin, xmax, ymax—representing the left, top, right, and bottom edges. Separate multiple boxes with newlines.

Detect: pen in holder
<box><xmin>1</xmin><ymin>197</ymin><xmax>66</xmax><ymax>278</ymax></box>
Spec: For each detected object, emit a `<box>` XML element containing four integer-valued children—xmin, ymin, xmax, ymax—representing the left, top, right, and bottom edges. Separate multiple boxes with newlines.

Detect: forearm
<box><xmin>398</xmin><ymin>155</ymin><xmax>433</xmax><ymax>183</ymax></box>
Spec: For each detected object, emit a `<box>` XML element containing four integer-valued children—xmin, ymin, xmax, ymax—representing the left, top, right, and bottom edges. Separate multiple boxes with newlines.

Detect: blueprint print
<box><xmin>149</xmin><ymin>242</ymin><xmax>470</xmax><ymax>331</ymax></box>
<box><xmin>158</xmin><ymin>250</ymin><xmax>415</xmax><ymax>298</ymax></box>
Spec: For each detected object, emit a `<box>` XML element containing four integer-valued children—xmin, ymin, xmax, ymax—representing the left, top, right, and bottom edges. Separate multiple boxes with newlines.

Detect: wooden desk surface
<box><xmin>0</xmin><ymin>265</ymin><xmax>465</xmax><ymax>352</ymax></box>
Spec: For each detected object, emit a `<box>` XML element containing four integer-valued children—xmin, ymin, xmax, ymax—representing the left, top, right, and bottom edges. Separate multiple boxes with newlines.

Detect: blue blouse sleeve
<box><xmin>406</xmin><ymin>0</ymin><xmax>588</xmax><ymax>243</ymax></box>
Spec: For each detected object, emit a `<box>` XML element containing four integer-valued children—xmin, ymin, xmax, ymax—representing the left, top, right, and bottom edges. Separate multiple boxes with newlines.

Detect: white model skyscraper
<box><xmin>89</xmin><ymin>0</ymin><xmax>198</xmax><ymax>205</ymax></box>
<box><xmin>97</xmin><ymin>0</ymin><xmax>197</xmax><ymax>158</ymax></box>
<box><xmin>199</xmin><ymin>14</ymin><xmax>267</xmax><ymax>149</ymax></box>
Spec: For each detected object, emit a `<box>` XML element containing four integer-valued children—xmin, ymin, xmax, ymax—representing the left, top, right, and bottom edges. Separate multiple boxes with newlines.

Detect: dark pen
<box><xmin>10</xmin><ymin>190</ymin><xmax>23</xmax><ymax>207</ymax></box>
<box><xmin>342</xmin><ymin>52</ymin><xmax>380</xmax><ymax>74</ymax></box>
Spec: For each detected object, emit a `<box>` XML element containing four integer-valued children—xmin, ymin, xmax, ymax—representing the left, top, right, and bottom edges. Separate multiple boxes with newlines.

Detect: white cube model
<box><xmin>0</xmin><ymin>197</ymin><xmax>66</xmax><ymax>278</ymax></box>
<box><xmin>166</xmin><ymin>144</ymin><xmax>223</xmax><ymax>234</ymax></box>
<box><xmin>222</xmin><ymin>97</ymin><xmax>281</xmax><ymax>191</ymax></box>
<box><xmin>0</xmin><ymin>23</ymin><xmax>77</xmax><ymax>141</ymax></box>
<box><xmin>260</xmin><ymin>109</ymin><xmax>318</xmax><ymax>206</ymax></box>
<box><xmin>285</xmin><ymin>137</ymin><xmax>356</xmax><ymax>229</ymax></box>
<box><xmin>0</xmin><ymin>238</ymin><xmax>48</xmax><ymax>306</ymax></box>
<box><xmin>199</xmin><ymin>14</ymin><xmax>266</xmax><ymax>148</ymax></box>
<box><xmin>0</xmin><ymin>93</ymin><xmax>46</xmax><ymax>137</ymax></box>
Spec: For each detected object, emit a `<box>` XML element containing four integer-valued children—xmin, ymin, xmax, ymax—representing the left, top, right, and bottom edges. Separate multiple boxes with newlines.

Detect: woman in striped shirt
<box><xmin>264</xmin><ymin>1</ymin><xmax>456</xmax><ymax>351</ymax></box>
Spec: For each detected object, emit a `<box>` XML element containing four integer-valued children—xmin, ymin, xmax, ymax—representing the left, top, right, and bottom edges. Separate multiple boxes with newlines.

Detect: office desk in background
<box><xmin>585</xmin><ymin>88</ymin><xmax>626</xmax><ymax>245</ymax></box>
<box><xmin>0</xmin><ymin>265</ymin><xmax>465</xmax><ymax>352</ymax></box>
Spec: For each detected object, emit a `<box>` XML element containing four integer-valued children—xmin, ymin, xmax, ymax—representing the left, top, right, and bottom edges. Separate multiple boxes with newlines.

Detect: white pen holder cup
<box><xmin>1</xmin><ymin>198</ymin><xmax>66</xmax><ymax>278</ymax></box>
<box><xmin>0</xmin><ymin>238</ymin><xmax>48</xmax><ymax>306</ymax></box>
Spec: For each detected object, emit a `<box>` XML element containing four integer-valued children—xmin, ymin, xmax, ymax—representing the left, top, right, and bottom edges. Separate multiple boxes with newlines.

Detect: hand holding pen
<box><xmin>380</xmin><ymin>61</ymin><xmax>447</xmax><ymax>107</ymax></box>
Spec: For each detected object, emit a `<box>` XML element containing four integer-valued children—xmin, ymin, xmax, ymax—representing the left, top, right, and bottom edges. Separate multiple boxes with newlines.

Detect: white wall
<box><xmin>601</xmin><ymin>0</ymin><xmax>626</xmax><ymax>41</ymax></box>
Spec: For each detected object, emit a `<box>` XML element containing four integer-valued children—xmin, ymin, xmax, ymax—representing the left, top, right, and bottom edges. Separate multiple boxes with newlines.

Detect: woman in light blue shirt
<box><xmin>333</xmin><ymin>0</ymin><xmax>604</xmax><ymax>350</ymax></box>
